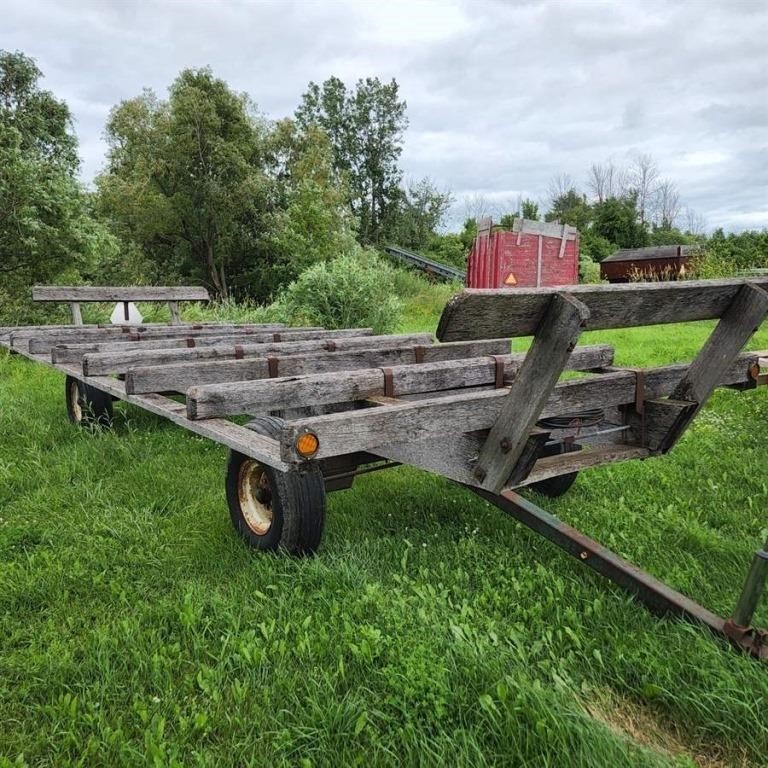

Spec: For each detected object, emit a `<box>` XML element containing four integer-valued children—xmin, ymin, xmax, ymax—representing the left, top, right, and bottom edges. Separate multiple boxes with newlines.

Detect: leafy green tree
<box><xmin>424</xmin><ymin>233</ymin><xmax>467</xmax><ymax>270</ymax></box>
<box><xmin>98</xmin><ymin>69</ymin><xmax>270</xmax><ymax>299</ymax></box>
<box><xmin>296</xmin><ymin>76</ymin><xmax>408</xmax><ymax>244</ymax></box>
<box><xmin>0</xmin><ymin>51</ymin><xmax>119</xmax><ymax>320</ymax></box>
<box><xmin>391</xmin><ymin>177</ymin><xmax>452</xmax><ymax>251</ymax></box>
<box><xmin>262</xmin><ymin>120</ymin><xmax>358</xmax><ymax>290</ymax></box>
<box><xmin>579</xmin><ymin>229</ymin><xmax>614</xmax><ymax>262</ymax></box>
<box><xmin>545</xmin><ymin>189</ymin><xmax>592</xmax><ymax>232</ymax></box>
<box><xmin>591</xmin><ymin>195</ymin><xmax>648</xmax><ymax>249</ymax></box>
<box><xmin>0</xmin><ymin>50</ymin><xmax>77</xmax><ymax>170</ymax></box>
<box><xmin>521</xmin><ymin>198</ymin><xmax>540</xmax><ymax>220</ymax></box>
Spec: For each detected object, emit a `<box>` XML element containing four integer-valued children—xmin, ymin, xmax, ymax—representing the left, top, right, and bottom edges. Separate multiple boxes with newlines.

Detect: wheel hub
<box><xmin>238</xmin><ymin>460</ymin><xmax>273</xmax><ymax>535</ymax></box>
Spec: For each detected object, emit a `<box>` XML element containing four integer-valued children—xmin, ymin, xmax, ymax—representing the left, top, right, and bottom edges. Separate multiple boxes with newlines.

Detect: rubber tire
<box><xmin>65</xmin><ymin>375</ymin><xmax>113</xmax><ymax>427</ymax></box>
<box><xmin>225</xmin><ymin>416</ymin><xmax>326</xmax><ymax>555</ymax></box>
<box><xmin>528</xmin><ymin>442</ymin><xmax>581</xmax><ymax>498</ymax></box>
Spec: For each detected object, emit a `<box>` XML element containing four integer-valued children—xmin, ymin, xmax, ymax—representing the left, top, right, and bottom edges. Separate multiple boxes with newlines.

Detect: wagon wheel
<box><xmin>65</xmin><ymin>375</ymin><xmax>113</xmax><ymax>428</ymax></box>
<box><xmin>225</xmin><ymin>416</ymin><xmax>325</xmax><ymax>555</ymax></box>
<box><xmin>527</xmin><ymin>441</ymin><xmax>581</xmax><ymax>498</ymax></box>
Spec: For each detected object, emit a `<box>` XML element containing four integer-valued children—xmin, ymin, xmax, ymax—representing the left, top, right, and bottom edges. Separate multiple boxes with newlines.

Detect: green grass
<box><xmin>2</xmin><ymin>287</ymin><xmax>768</xmax><ymax>767</ymax></box>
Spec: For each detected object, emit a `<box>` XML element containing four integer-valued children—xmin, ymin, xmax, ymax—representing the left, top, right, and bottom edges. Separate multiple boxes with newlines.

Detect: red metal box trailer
<box><xmin>467</xmin><ymin>217</ymin><xmax>579</xmax><ymax>289</ymax></box>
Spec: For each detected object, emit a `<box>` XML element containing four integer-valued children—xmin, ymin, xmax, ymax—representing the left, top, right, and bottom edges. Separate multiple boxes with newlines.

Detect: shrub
<box><xmin>579</xmin><ymin>256</ymin><xmax>602</xmax><ymax>284</ymax></box>
<box><xmin>279</xmin><ymin>252</ymin><xmax>403</xmax><ymax>333</ymax></box>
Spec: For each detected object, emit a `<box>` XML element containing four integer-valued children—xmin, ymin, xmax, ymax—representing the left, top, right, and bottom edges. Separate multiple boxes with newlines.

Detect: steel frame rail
<box><xmin>471</xmin><ymin>487</ymin><xmax>768</xmax><ymax>661</ymax></box>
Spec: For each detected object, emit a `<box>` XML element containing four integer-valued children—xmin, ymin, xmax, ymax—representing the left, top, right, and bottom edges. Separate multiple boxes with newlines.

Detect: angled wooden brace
<box><xmin>629</xmin><ymin>282</ymin><xmax>768</xmax><ymax>453</ymax></box>
<box><xmin>473</xmin><ymin>292</ymin><xmax>590</xmax><ymax>493</ymax></box>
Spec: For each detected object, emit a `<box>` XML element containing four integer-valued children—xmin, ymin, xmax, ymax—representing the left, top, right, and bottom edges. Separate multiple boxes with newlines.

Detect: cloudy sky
<box><xmin>5</xmin><ymin>0</ymin><xmax>767</xmax><ymax>231</ymax></box>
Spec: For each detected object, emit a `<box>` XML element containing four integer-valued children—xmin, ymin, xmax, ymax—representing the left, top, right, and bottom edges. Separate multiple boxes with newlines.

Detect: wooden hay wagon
<box><xmin>2</xmin><ymin>280</ymin><xmax>768</xmax><ymax>661</ymax></box>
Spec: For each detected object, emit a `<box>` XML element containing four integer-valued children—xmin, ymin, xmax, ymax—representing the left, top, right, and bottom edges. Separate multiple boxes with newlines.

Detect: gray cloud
<box><xmin>4</xmin><ymin>0</ymin><xmax>767</xmax><ymax>232</ymax></box>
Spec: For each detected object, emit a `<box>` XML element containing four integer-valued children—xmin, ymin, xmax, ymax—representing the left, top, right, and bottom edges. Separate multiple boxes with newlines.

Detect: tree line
<box><xmin>1</xmin><ymin>51</ymin><xmax>441</xmax><ymax>309</ymax></box>
<box><xmin>1</xmin><ymin>49</ymin><xmax>765</xmax><ymax>319</ymax></box>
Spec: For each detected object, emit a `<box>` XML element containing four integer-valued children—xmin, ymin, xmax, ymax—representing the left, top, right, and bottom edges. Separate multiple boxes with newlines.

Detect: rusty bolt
<box><xmin>474</xmin><ymin>466</ymin><xmax>487</xmax><ymax>482</ymax></box>
<box><xmin>500</xmin><ymin>437</ymin><xmax>511</xmax><ymax>453</ymax></box>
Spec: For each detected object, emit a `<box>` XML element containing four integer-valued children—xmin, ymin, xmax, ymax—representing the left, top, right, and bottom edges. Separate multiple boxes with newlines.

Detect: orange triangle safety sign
<box><xmin>504</xmin><ymin>272</ymin><xmax>517</xmax><ymax>285</ymax></box>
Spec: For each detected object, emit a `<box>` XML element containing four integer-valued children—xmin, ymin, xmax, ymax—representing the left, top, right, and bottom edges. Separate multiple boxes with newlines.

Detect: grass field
<box><xmin>2</xmin><ymin>287</ymin><xmax>768</xmax><ymax>767</ymax></box>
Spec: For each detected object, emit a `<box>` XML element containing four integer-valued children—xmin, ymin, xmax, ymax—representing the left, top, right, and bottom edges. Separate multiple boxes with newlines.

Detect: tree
<box><xmin>587</xmin><ymin>160</ymin><xmax>625</xmax><ymax>203</ymax></box>
<box><xmin>391</xmin><ymin>177</ymin><xmax>452</xmax><ymax>251</ymax></box>
<box><xmin>592</xmin><ymin>195</ymin><xmax>648</xmax><ymax>249</ymax></box>
<box><xmin>654</xmin><ymin>179</ymin><xmax>681</xmax><ymax>230</ymax></box>
<box><xmin>545</xmin><ymin>187</ymin><xmax>592</xmax><ymax>232</ymax></box>
<box><xmin>521</xmin><ymin>198</ymin><xmax>540</xmax><ymax>221</ymax></box>
<box><xmin>627</xmin><ymin>152</ymin><xmax>659</xmax><ymax>227</ymax></box>
<box><xmin>462</xmin><ymin>193</ymin><xmax>493</xmax><ymax>224</ymax></box>
<box><xmin>99</xmin><ymin>69</ymin><xmax>273</xmax><ymax>299</ymax></box>
<box><xmin>0</xmin><ymin>51</ymin><xmax>118</xmax><ymax>319</ymax></box>
<box><xmin>296</xmin><ymin>76</ymin><xmax>407</xmax><ymax>245</ymax></box>
<box><xmin>0</xmin><ymin>50</ymin><xmax>77</xmax><ymax>170</ymax></box>
<box><xmin>262</xmin><ymin>120</ymin><xmax>357</xmax><ymax>289</ymax></box>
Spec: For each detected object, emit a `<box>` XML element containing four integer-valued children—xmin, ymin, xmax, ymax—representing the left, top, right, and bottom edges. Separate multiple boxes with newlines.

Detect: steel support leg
<box><xmin>471</xmin><ymin>487</ymin><xmax>767</xmax><ymax>661</ymax></box>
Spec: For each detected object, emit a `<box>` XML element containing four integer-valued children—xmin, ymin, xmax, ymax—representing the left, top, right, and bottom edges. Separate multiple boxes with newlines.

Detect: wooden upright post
<box><xmin>473</xmin><ymin>292</ymin><xmax>590</xmax><ymax>493</ymax></box>
<box><xmin>69</xmin><ymin>302</ymin><xmax>83</xmax><ymax>325</ymax></box>
<box><xmin>168</xmin><ymin>301</ymin><xmax>181</xmax><ymax>325</ymax></box>
<box><xmin>629</xmin><ymin>282</ymin><xmax>768</xmax><ymax>453</ymax></box>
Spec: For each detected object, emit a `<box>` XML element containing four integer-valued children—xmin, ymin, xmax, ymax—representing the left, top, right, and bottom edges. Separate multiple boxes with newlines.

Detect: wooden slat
<box><xmin>124</xmin><ymin>339</ymin><xmax>511</xmax><ymax>395</ymax></box>
<box><xmin>10</xmin><ymin>323</ymin><xmax>288</xmax><ymax>349</ymax></box>
<box><xmin>518</xmin><ymin>444</ymin><xmax>650</xmax><ymax>487</ymax></box>
<box><xmin>473</xmin><ymin>293</ymin><xmax>589</xmax><ymax>492</ymax></box>
<box><xmin>47</xmin><ymin>328</ymin><xmax>370</xmax><ymax>362</ymax></box>
<box><xmin>33</xmin><ymin>285</ymin><xmax>210</xmax><ymax>302</ymax></box>
<box><xmin>278</xmin><ymin>355</ymin><xmax>758</xmax><ymax>463</ymax></box>
<box><xmin>187</xmin><ymin>343</ymin><xmax>612</xmax><ymax>420</ymax></box>
<box><xmin>83</xmin><ymin>333</ymin><xmax>433</xmax><ymax>376</ymax></box>
<box><xmin>436</xmin><ymin>278</ymin><xmax>768</xmax><ymax>341</ymax></box>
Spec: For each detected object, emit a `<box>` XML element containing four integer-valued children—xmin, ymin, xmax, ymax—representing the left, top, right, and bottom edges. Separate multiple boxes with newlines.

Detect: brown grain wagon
<box><xmin>600</xmin><ymin>245</ymin><xmax>694</xmax><ymax>283</ymax></box>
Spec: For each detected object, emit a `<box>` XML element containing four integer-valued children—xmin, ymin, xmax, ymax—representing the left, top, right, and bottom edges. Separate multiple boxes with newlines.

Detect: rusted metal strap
<box><xmin>491</xmin><ymin>355</ymin><xmax>506</xmax><ymax>388</ymax></box>
<box><xmin>382</xmin><ymin>367</ymin><xmax>395</xmax><ymax>398</ymax></box>
<box><xmin>234</xmin><ymin>345</ymin><xmax>244</xmax><ymax>360</ymax></box>
<box><xmin>413</xmin><ymin>345</ymin><xmax>426</xmax><ymax>364</ymax></box>
<box><xmin>185</xmin><ymin>338</ymin><xmax>196</xmax><ymax>348</ymax></box>
<box><xmin>268</xmin><ymin>356</ymin><xmax>279</xmax><ymax>378</ymax></box>
<box><xmin>273</xmin><ymin>332</ymin><xmax>282</xmax><ymax>342</ymax></box>
<box><xmin>127</xmin><ymin>333</ymin><xmax>140</xmax><ymax>341</ymax></box>
<box><xmin>633</xmin><ymin>368</ymin><xmax>645</xmax><ymax>414</ymax></box>
<box><xmin>325</xmin><ymin>340</ymin><xmax>337</xmax><ymax>352</ymax></box>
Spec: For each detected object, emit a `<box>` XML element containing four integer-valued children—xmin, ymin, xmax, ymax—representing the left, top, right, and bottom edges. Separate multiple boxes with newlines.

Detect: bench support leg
<box><xmin>168</xmin><ymin>301</ymin><xmax>181</xmax><ymax>325</ymax></box>
<box><xmin>69</xmin><ymin>302</ymin><xmax>83</xmax><ymax>325</ymax></box>
<box><xmin>471</xmin><ymin>486</ymin><xmax>768</xmax><ymax>661</ymax></box>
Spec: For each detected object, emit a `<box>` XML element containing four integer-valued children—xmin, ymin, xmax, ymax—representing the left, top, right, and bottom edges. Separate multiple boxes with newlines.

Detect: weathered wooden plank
<box><xmin>84</xmin><ymin>333</ymin><xmax>433</xmax><ymax>376</ymax></box>
<box><xmin>47</xmin><ymin>328</ymin><xmax>370</xmax><ymax>362</ymax></box>
<box><xmin>187</xmin><ymin>343</ymin><xmax>613</xmax><ymax>419</ymax></box>
<box><xmin>518</xmin><ymin>444</ymin><xmax>650</xmax><ymax>487</ymax></box>
<box><xmin>673</xmin><ymin>283</ymin><xmax>768</xmax><ymax>404</ymax></box>
<box><xmin>33</xmin><ymin>285</ymin><xmax>210</xmax><ymax>302</ymax></box>
<box><xmin>125</xmin><ymin>339</ymin><xmax>510</xmax><ymax>394</ymax></box>
<box><xmin>278</xmin><ymin>355</ymin><xmax>758</xmax><ymax>463</ymax></box>
<box><xmin>10</xmin><ymin>323</ymin><xmax>287</xmax><ymax>348</ymax></box>
<box><xmin>473</xmin><ymin>293</ymin><xmax>590</xmax><ymax>492</ymax></box>
<box><xmin>627</xmin><ymin>283</ymin><xmax>768</xmax><ymax>454</ymax></box>
<box><xmin>436</xmin><ymin>278</ymin><xmax>768</xmax><ymax>341</ymax></box>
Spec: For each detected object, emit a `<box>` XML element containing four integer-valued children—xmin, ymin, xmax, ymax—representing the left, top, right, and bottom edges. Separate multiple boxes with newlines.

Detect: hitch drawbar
<box><xmin>473</xmin><ymin>488</ymin><xmax>768</xmax><ymax>661</ymax></box>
